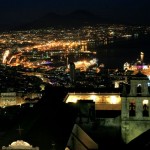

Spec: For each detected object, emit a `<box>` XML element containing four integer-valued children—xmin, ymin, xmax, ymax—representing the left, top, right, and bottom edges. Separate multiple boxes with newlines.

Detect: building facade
<box><xmin>121</xmin><ymin>71</ymin><xmax>150</xmax><ymax>143</ymax></box>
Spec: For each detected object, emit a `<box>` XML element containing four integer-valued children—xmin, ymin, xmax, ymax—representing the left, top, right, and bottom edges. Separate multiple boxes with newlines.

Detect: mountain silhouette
<box><xmin>19</xmin><ymin>10</ymin><xmax>109</xmax><ymax>30</ymax></box>
<box><xmin>1</xmin><ymin>9</ymin><xmax>150</xmax><ymax>31</ymax></box>
<box><xmin>0</xmin><ymin>10</ymin><xmax>117</xmax><ymax>31</ymax></box>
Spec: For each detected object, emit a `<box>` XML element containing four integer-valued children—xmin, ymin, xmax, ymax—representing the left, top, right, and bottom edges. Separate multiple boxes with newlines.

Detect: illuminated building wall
<box><xmin>66</xmin><ymin>124</ymin><xmax>98</xmax><ymax>150</ymax></box>
<box><xmin>64</xmin><ymin>93</ymin><xmax>121</xmax><ymax>110</ymax></box>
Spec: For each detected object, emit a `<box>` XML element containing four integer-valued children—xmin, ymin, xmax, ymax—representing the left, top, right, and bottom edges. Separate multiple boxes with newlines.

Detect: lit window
<box><xmin>143</xmin><ymin>100</ymin><xmax>149</xmax><ymax>117</ymax></box>
<box><xmin>90</xmin><ymin>95</ymin><xmax>96</xmax><ymax>102</ymax></box>
<box><xmin>110</xmin><ymin>96</ymin><xmax>117</xmax><ymax>104</ymax></box>
<box><xmin>71</xmin><ymin>98</ymin><xmax>77</xmax><ymax>103</ymax></box>
<box><xmin>143</xmin><ymin>100</ymin><xmax>149</xmax><ymax>105</ymax></box>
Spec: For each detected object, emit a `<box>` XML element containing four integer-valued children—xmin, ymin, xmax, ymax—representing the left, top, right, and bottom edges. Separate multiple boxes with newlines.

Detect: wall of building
<box><xmin>98</xmin><ymin>116</ymin><xmax>121</xmax><ymax>127</ymax></box>
<box><xmin>66</xmin><ymin>124</ymin><xmax>98</xmax><ymax>150</ymax></box>
<box><xmin>121</xmin><ymin>121</ymin><xmax>150</xmax><ymax>144</ymax></box>
<box><xmin>121</xmin><ymin>76</ymin><xmax>150</xmax><ymax>144</ymax></box>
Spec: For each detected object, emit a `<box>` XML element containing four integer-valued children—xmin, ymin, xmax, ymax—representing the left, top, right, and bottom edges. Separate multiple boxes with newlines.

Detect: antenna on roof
<box><xmin>16</xmin><ymin>125</ymin><xmax>24</xmax><ymax>139</ymax></box>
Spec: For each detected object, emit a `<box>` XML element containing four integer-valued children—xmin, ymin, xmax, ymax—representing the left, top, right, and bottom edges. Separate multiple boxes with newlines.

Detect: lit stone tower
<box><xmin>121</xmin><ymin>71</ymin><xmax>150</xmax><ymax>144</ymax></box>
<box><xmin>69</xmin><ymin>62</ymin><xmax>76</xmax><ymax>84</ymax></box>
<box><xmin>140</xmin><ymin>51</ymin><xmax>144</xmax><ymax>63</ymax></box>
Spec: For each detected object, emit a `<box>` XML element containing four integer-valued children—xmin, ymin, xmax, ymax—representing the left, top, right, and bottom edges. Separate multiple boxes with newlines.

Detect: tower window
<box><xmin>143</xmin><ymin>100</ymin><xmax>149</xmax><ymax>117</ymax></box>
<box><xmin>137</xmin><ymin>84</ymin><xmax>142</xmax><ymax>96</ymax></box>
<box><xmin>148</xmin><ymin>83</ymin><xmax>150</xmax><ymax>93</ymax></box>
<box><xmin>129</xmin><ymin>102</ymin><xmax>136</xmax><ymax>117</ymax></box>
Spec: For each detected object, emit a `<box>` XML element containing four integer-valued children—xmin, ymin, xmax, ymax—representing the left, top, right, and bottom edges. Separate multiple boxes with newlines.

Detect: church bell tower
<box><xmin>121</xmin><ymin>71</ymin><xmax>150</xmax><ymax>144</ymax></box>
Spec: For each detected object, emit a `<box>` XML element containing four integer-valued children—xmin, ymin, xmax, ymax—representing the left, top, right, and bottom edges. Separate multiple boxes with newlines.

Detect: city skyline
<box><xmin>0</xmin><ymin>1</ymin><xmax>150</xmax><ymax>149</ymax></box>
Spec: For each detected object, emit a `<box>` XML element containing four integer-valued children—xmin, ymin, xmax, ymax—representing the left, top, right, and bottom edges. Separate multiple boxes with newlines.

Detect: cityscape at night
<box><xmin>0</xmin><ymin>1</ymin><xmax>150</xmax><ymax>150</ymax></box>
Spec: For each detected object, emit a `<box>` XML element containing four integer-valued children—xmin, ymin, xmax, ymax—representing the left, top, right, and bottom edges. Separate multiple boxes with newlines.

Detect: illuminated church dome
<box><xmin>9</xmin><ymin>140</ymin><xmax>32</xmax><ymax>148</ymax></box>
<box><xmin>2</xmin><ymin>140</ymin><xmax>39</xmax><ymax>150</ymax></box>
<box><xmin>10</xmin><ymin>140</ymin><xmax>31</xmax><ymax>146</ymax></box>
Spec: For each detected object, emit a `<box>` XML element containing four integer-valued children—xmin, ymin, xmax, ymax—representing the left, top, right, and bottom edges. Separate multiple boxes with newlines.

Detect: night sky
<box><xmin>0</xmin><ymin>0</ymin><xmax>150</xmax><ymax>25</ymax></box>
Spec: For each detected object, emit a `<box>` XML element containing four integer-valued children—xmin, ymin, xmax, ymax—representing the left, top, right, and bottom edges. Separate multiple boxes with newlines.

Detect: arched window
<box><xmin>129</xmin><ymin>101</ymin><xmax>136</xmax><ymax>117</ymax></box>
<box><xmin>143</xmin><ymin>100</ymin><xmax>149</xmax><ymax>117</ymax></box>
<box><xmin>148</xmin><ymin>82</ymin><xmax>150</xmax><ymax>93</ymax></box>
<box><xmin>137</xmin><ymin>84</ymin><xmax>142</xmax><ymax>96</ymax></box>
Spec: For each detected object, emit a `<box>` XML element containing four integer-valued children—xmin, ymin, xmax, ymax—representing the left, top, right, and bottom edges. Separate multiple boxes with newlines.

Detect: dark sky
<box><xmin>0</xmin><ymin>0</ymin><xmax>150</xmax><ymax>25</ymax></box>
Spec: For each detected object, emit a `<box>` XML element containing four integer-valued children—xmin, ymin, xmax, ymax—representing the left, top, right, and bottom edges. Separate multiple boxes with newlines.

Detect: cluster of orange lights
<box><xmin>33</xmin><ymin>40</ymin><xmax>85</xmax><ymax>51</ymax></box>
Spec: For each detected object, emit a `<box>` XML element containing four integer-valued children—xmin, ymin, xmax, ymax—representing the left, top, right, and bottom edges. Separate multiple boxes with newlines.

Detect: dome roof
<box><xmin>9</xmin><ymin>140</ymin><xmax>32</xmax><ymax>148</ymax></box>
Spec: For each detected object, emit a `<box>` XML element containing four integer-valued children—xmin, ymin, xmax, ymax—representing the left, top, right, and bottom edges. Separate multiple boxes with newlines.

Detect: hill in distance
<box><xmin>1</xmin><ymin>9</ymin><xmax>150</xmax><ymax>31</ymax></box>
<box><xmin>10</xmin><ymin>10</ymin><xmax>112</xmax><ymax>30</ymax></box>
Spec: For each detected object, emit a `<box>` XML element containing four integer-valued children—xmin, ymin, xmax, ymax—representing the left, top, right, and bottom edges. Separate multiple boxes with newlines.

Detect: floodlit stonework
<box><xmin>2</xmin><ymin>140</ymin><xmax>39</xmax><ymax>150</ymax></box>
